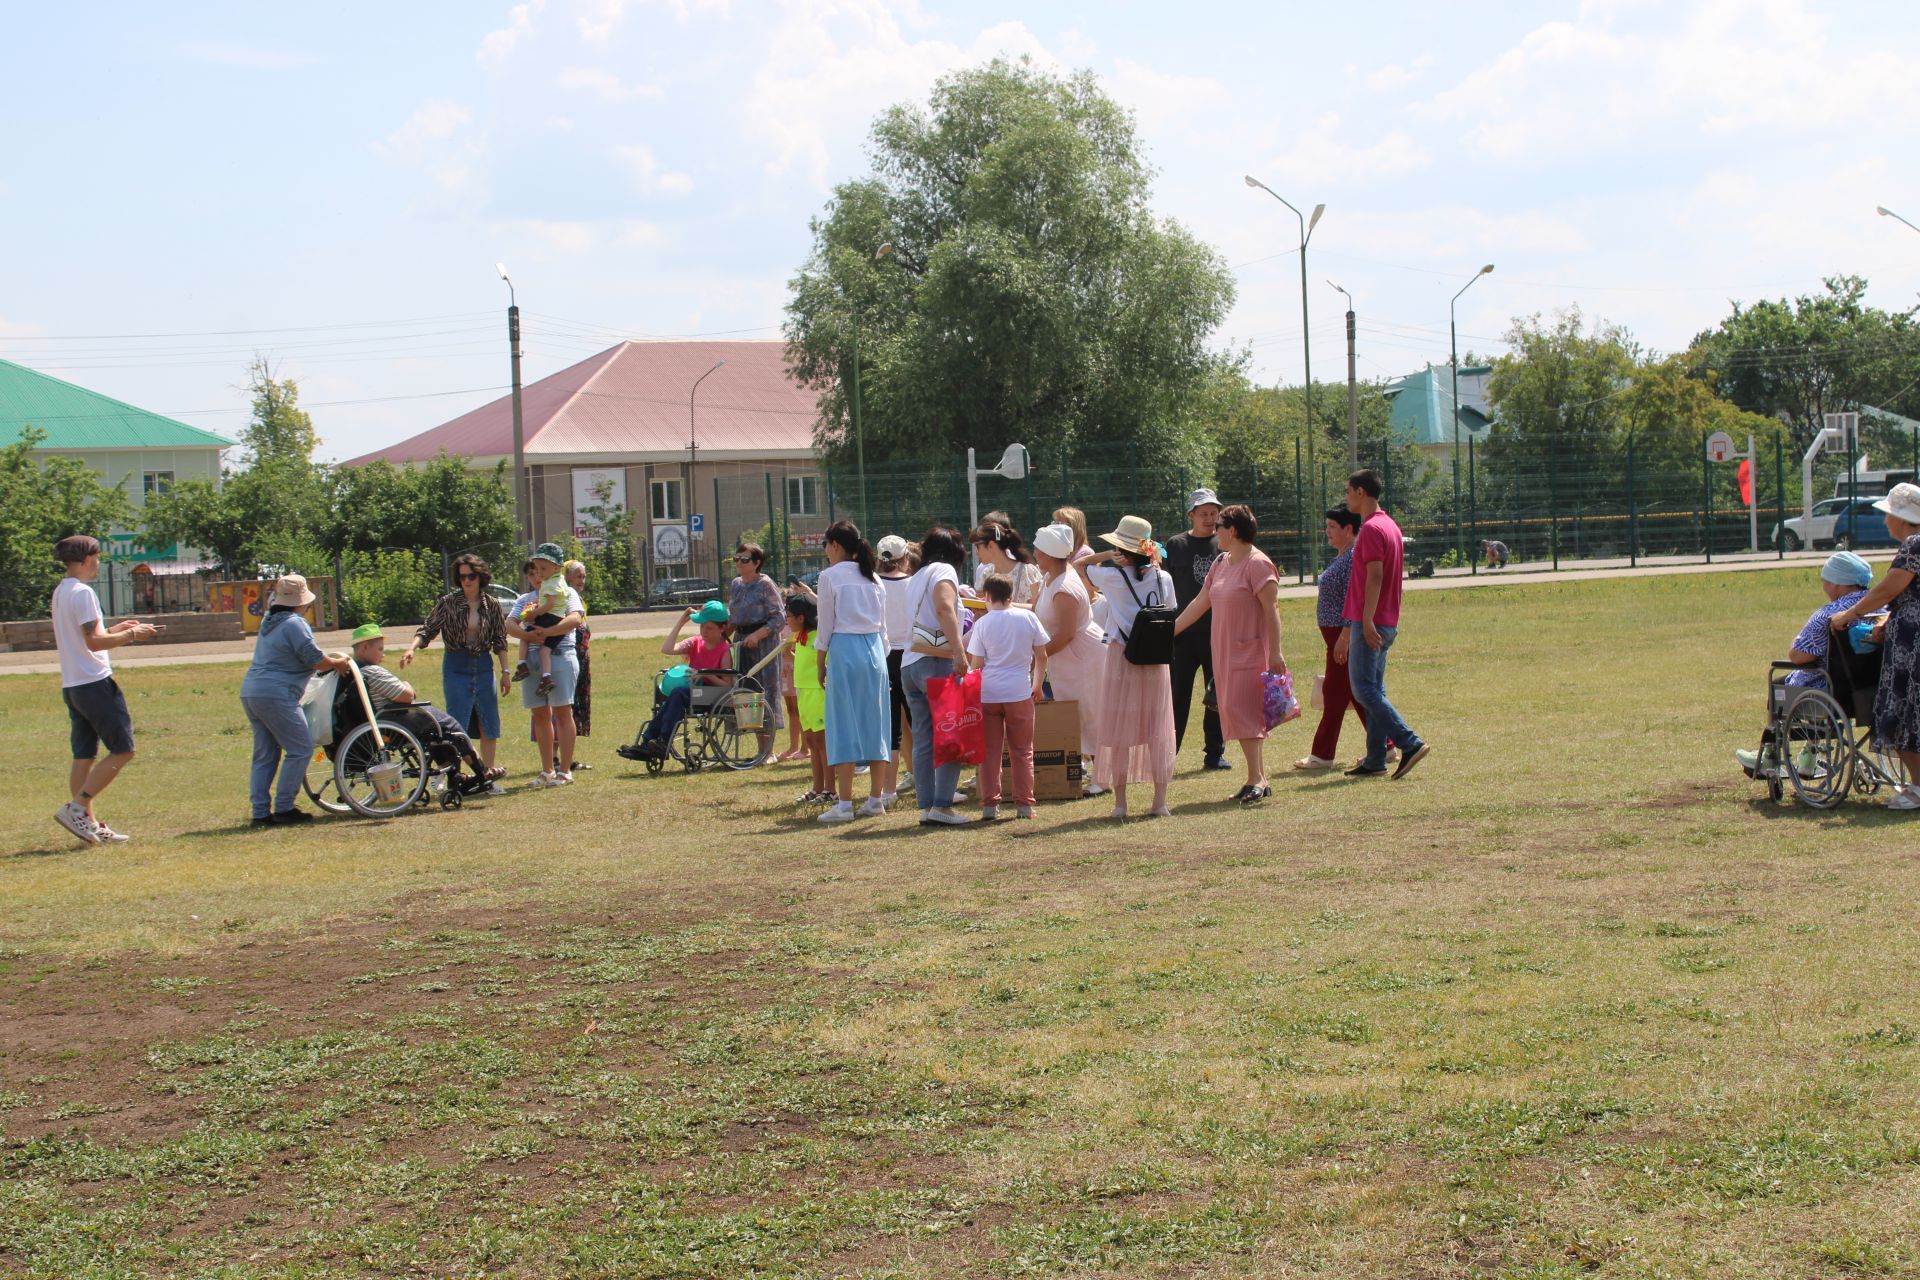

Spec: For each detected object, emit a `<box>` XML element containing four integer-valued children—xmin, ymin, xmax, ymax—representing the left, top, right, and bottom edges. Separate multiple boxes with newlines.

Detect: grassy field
<box><xmin>3</xmin><ymin>566</ymin><xmax>1919</xmax><ymax>1278</ymax></box>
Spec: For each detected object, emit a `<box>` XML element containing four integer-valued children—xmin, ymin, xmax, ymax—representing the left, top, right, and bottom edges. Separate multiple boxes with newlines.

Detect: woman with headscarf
<box><xmin>1829</xmin><ymin>485</ymin><xmax>1920</xmax><ymax>808</ymax></box>
<box><xmin>1033</xmin><ymin>522</ymin><xmax>1108</xmax><ymax>790</ymax></box>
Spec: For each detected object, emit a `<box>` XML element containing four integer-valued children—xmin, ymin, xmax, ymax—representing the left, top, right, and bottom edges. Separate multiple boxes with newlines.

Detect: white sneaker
<box><xmin>981</xmin><ymin>805</ymin><xmax>999</xmax><ymax>820</ymax></box>
<box><xmin>55</xmin><ymin>803</ymin><xmax>100</xmax><ymax>846</ymax></box>
<box><xmin>879</xmin><ymin>790</ymin><xmax>898</xmax><ymax>806</ymax></box>
<box><xmin>92</xmin><ymin>822</ymin><xmax>130</xmax><ymax>844</ymax></box>
<box><xmin>920</xmin><ymin>808</ymin><xmax>971</xmax><ymax>826</ymax></box>
<box><xmin>487</xmin><ymin>781</ymin><xmax>507</xmax><ymax>796</ymax></box>
<box><xmin>819</xmin><ymin>801</ymin><xmax>858</xmax><ymax>823</ymax></box>
<box><xmin>1886</xmin><ymin>788</ymin><xmax>1920</xmax><ymax>811</ymax></box>
<box><xmin>897</xmin><ymin>775</ymin><xmax>915</xmax><ymax>795</ymax></box>
<box><xmin>1082</xmin><ymin>783</ymin><xmax>1109</xmax><ymax>798</ymax></box>
<box><xmin>529</xmin><ymin>771</ymin><xmax>558</xmax><ymax>789</ymax></box>
<box><xmin>858</xmin><ymin>796</ymin><xmax>888</xmax><ymax>817</ymax></box>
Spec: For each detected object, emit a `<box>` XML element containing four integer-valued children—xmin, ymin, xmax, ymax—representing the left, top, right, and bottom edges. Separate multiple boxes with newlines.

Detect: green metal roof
<box><xmin>1382</xmin><ymin>364</ymin><xmax>1493</xmax><ymax>448</ymax></box>
<box><xmin>0</xmin><ymin>358</ymin><xmax>236</xmax><ymax>451</ymax></box>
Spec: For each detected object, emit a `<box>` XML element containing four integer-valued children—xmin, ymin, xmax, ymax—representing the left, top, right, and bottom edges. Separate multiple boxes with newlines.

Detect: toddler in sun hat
<box><xmin>513</xmin><ymin>542</ymin><xmax>572</xmax><ymax>695</ymax></box>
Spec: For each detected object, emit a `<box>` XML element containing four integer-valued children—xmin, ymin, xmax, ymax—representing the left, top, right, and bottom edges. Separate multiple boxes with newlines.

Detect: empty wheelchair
<box><xmin>1749</xmin><ymin>630</ymin><xmax>1908</xmax><ymax>808</ymax></box>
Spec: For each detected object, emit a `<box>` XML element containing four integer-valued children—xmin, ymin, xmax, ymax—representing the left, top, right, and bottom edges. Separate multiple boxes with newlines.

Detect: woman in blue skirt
<box><xmin>812</xmin><ymin>520</ymin><xmax>893</xmax><ymax>823</ymax></box>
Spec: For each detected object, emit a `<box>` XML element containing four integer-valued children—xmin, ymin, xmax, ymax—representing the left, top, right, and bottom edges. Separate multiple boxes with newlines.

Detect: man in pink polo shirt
<box><xmin>1339</xmin><ymin>468</ymin><xmax>1431</xmax><ymax>779</ymax></box>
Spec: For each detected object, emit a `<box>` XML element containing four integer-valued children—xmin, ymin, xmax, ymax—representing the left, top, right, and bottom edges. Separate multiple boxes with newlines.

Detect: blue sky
<box><xmin>4</xmin><ymin>0</ymin><xmax>1916</xmax><ymax>460</ymax></box>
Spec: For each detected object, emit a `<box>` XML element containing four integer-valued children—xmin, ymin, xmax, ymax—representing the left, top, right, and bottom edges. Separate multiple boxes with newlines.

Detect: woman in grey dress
<box><xmin>1828</xmin><ymin>483</ymin><xmax>1920</xmax><ymax>810</ymax></box>
<box><xmin>728</xmin><ymin>543</ymin><xmax>786</xmax><ymax>750</ymax></box>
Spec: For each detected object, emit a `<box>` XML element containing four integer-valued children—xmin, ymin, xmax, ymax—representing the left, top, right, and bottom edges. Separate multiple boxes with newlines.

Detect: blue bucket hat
<box><xmin>1821</xmin><ymin>550</ymin><xmax>1872</xmax><ymax>588</ymax></box>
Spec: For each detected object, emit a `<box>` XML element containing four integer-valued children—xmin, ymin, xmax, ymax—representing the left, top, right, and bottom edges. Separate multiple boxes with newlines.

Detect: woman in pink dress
<box><xmin>1173</xmin><ymin>504</ymin><xmax>1287</xmax><ymax>803</ymax></box>
<box><xmin>1033</xmin><ymin>522</ymin><xmax>1107</xmax><ymax>780</ymax></box>
<box><xmin>1084</xmin><ymin>516</ymin><xmax>1178</xmax><ymax>819</ymax></box>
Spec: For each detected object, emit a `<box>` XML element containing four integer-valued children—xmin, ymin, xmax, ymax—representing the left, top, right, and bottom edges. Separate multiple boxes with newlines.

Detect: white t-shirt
<box><xmin>52</xmin><ymin>577</ymin><xmax>113</xmax><ymax>688</ymax></box>
<box><xmin>899</xmin><ymin>562</ymin><xmax>959</xmax><ymax>670</ymax></box>
<box><xmin>880</xmin><ymin>574</ymin><xmax>913</xmax><ymax>651</ymax></box>
<box><xmin>966</xmin><ymin>607</ymin><xmax>1051</xmax><ymax>703</ymax></box>
<box><xmin>1086</xmin><ymin>564</ymin><xmax>1175</xmax><ymax>646</ymax></box>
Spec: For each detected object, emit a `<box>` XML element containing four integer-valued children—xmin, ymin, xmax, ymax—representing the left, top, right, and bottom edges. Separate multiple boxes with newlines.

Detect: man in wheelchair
<box><xmin>348</xmin><ymin>623</ymin><xmax>505</xmax><ymax>793</ymax></box>
<box><xmin>618</xmin><ymin>600</ymin><xmax>734</xmax><ymax>763</ymax></box>
<box><xmin>1737</xmin><ymin>552</ymin><xmax>1873</xmax><ymax>779</ymax></box>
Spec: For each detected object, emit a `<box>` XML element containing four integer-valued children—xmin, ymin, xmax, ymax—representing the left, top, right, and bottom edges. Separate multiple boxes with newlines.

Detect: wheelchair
<box><xmin>617</xmin><ymin>646</ymin><xmax>778</xmax><ymax>775</ymax></box>
<box><xmin>1750</xmin><ymin>628</ymin><xmax>1909</xmax><ymax>808</ymax></box>
<box><xmin>300</xmin><ymin>668</ymin><xmax>491</xmax><ymax>817</ymax></box>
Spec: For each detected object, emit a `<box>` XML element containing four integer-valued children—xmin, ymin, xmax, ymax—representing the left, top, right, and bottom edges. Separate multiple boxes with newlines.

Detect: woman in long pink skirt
<box><xmin>1083</xmin><ymin>516</ymin><xmax>1178</xmax><ymax>818</ymax></box>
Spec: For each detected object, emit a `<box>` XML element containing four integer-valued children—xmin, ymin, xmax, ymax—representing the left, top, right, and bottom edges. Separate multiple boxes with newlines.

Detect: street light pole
<box><xmin>1879</xmin><ymin>205</ymin><xmax>1920</xmax><ymax>236</ymax></box>
<box><xmin>1451</xmin><ymin>264</ymin><xmax>1495</xmax><ymax>562</ymax></box>
<box><xmin>496</xmin><ymin>263</ymin><xmax>530</xmax><ymax>546</ymax></box>
<box><xmin>1245</xmin><ymin>176</ymin><xmax>1325</xmax><ymax>486</ymax></box>
<box><xmin>1328</xmin><ymin>280</ymin><xmax>1358</xmax><ymax>471</ymax></box>
<box><xmin>688</xmin><ymin>359</ymin><xmax>725</xmax><ymax>550</ymax></box>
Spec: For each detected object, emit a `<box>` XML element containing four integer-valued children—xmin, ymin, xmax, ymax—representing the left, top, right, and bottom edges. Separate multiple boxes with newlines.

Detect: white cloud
<box><xmin>612</xmin><ymin>143</ymin><xmax>695</xmax><ymax>196</ymax></box>
<box><xmin>1254</xmin><ymin>113</ymin><xmax>1431</xmax><ymax>188</ymax></box>
<box><xmin>1418</xmin><ymin>0</ymin><xmax>1920</xmax><ymax>159</ymax></box>
<box><xmin>0</xmin><ymin>314</ymin><xmax>47</xmax><ymax>339</ymax></box>
<box><xmin>1109</xmin><ymin>58</ymin><xmax>1229</xmax><ymax>135</ymax></box>
<box><xmin>478</xmin><ymin>0</ymin><xmax>547</xmax><ymax>65</ymax></box>
<box><xmin>1364</xmin><ymin>53</ymin><xmax>1434</xmax><ymax>92</ymax></box>
<box><xmin>179</xmin><ymin>44</ymin><xmax>315</xmax><ymax>70</ymax></box>
<box><xmin>518</xmin><ymin>220</ymin><xmax>599</xmax><ymax>253</ymax></box>
<box><xmin>557</xmin><ymin>66</ymin><xmax>664</xmax><ymax>101</ymax></box>
<box><xmin>374</xmin><ymin>99</ymin><xmax>474</xmax><ymax>163</ymax></box>
<box><xmin>744</xmin><ymin>2</ymin><xmax>1063</xmax><ymax>188</ymax></box>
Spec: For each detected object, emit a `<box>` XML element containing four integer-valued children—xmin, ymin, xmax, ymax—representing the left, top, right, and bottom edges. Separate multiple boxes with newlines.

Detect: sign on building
<box><xmin>652</xmin><ymin>524</ymin><xmax>690</xmax><ymax>565</ymax></box>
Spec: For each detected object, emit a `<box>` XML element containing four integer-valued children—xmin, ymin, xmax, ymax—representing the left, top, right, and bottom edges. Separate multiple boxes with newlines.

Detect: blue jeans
<box><xmin>1347</xmin><ymin>623</ymin><xmax>1422</xmax><ymax>770</ymax></box>
<box><xmin>902</xmin><ymin>657</ymin><xmax>962</xmax><ymax>811</ymax></box>
<box><xmin>442</xmin><ymin>649</ymin><xmax>501</xmax><ymax>741</ymax></box>
<box><xmin>642</xmin><ymin>686</ymin><xmax>693</xmax><ymax>747</ymax></box>
<box><xmin>242</xmin><ymin>695</ymin><xmax>313</xmax><ymax>818</ymax></box>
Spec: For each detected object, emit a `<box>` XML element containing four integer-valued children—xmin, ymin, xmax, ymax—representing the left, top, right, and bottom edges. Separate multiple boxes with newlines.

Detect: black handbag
<box><xmin>1115</xmin><ymin>569</ymin><xmax>1175</xmax><ymax>666</ymax></box>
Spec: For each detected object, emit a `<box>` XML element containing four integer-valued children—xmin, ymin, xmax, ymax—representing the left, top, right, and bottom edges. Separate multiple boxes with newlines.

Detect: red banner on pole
<box><xmin>1736</xmin><ymin>457</ymin><xmax>1754</xmax><ymax>507</ymax></box>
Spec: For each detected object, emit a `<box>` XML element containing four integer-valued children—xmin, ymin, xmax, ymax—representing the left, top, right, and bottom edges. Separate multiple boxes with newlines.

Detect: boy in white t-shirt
<box><xmin>965</xmin><ymin>573</ymin><xmax>1051</xmax><ymax>819</ymax></box>
<box><xmin>49</xmin><ymin>535</ymin><xmax>156</xmax><ymax>846</ymax></box>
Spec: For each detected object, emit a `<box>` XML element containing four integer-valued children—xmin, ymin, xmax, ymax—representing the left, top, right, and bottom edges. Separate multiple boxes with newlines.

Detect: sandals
<box><xmin>1233</xmin><ymin>784</ymin><xmax>1271</xmax><ymax>805</ymax></box>
<box><xmin>1292</xmin><ymin>755</ymin><xmax>1336</xmax><ymax>771</ymax></box>
<box><xmin>797</xmin><ymin>790</ymin><xmax>835</xmax><ymax>805</ymax></box>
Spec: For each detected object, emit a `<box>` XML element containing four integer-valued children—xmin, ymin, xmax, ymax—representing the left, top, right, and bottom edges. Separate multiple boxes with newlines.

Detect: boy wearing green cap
<box><xmin>513</xmin><ymin>543</ymin><xmax>572</xmax><ymax>695</ymax></box>
<box><xmin>627</xmin><ymin>601</ymin><xmax>733</xmax><ymax>760</ymax></box>
<box><xmin>350</xmin><ymin>624</ymin><xmax>502</xmax><ymax>786</ymax></box>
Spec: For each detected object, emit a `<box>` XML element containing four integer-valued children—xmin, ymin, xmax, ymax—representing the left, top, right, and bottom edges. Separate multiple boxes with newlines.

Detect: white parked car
<box><xmin>1770</xmin><ymin>496</ymin><xmax>1858</xmax><ymax>551</ymax></box>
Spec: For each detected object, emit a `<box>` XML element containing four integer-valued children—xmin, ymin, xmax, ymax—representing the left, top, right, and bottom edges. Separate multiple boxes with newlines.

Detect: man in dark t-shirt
<box><xmin>1161</xmin><ymin>488</ymin><xmax>1230</xmax><ymax>770</ymax></box>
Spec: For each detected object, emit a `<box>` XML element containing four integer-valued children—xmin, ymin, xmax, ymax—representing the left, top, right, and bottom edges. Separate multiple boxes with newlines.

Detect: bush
<box><xmin>339</xmin><ymin>550</ymin><xmax>443</xmax><ymax>629</ymax></box>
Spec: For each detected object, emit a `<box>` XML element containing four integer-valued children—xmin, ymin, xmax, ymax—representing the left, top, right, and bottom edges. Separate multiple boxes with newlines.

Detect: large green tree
<box><xmin>1690</xmin><ymin>275</ymin><xmax>1920</xmax><ymax>447</ymax></box>
<box><xmin>322</xmin><ymin>454</ymin><xmax>516</xmax><ymax>563</ymax></box>
<box><xmin>785</xmin><ymin>58</ymin><xmax>1235</xmax><ymax>481</ymax></box>
<box><xmin>0</xmin><ymin>429</ymin><xmax>135</xmax><ymax>619</ymax></box>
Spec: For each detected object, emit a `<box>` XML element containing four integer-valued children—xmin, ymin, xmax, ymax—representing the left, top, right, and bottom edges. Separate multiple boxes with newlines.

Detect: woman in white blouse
<box><xmin>971</xmin><ymin>521</ymin><xmax>1044</xmax><ymax>605</ymax></box>
<box><xmin>899</xmin><ymin>527</ymin><xmax>972</xmax><ymax>826</ymax></box>
<box><xmin>813</xmin><ymin>520</ymin><xmax>892</xmax><ymax>823</ymax></box>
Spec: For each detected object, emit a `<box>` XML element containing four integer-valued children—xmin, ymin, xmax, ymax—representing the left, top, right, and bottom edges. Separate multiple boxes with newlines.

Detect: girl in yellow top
<box><xmin>786</xmin><ymin>595</ymin><xmax>830</xmax><ymax>803</ymax></box>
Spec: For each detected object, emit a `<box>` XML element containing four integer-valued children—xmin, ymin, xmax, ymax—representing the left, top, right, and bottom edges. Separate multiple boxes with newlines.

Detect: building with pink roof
<box><xmin>347</xmin><ymin>339</ymin><xmax>828</xmax><ymax>583</ymax></box>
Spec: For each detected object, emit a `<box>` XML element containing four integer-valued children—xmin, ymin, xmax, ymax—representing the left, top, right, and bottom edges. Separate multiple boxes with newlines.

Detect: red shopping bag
<box><xmin>929</xmin><ymin>668</ymin><xmax>985</xmax><ymax>765</ymax></box>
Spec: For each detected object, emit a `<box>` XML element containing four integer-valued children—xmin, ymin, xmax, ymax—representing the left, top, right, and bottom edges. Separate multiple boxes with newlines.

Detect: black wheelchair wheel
<box><xmin>1785</xmin><ymin>694</ymin><xmax>1852</xmax><ymax>809</ymax></box>
<box><xmin>709</xmin><ymin>691</ymin><xmax>773</xmax><ymax>771</ymax></box>
<box><xmin>335</xmin><ymin>721</ymin><xmax>429</xmax><ymax>818</ymax></box>
<box><xmin>303</xmin><ymin>750</ymin><xmax>353</xmax><ymax>815</ymax></box>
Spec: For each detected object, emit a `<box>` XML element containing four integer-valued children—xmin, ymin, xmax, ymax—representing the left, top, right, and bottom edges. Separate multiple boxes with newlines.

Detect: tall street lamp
<box><xmin>1451</xmin><ymin>264</ymin><xmax>1495</xmax><ymax>562</ymax></box>
<box><xmin>1245</xmin><ymin>176</ymin><xmax>1325</xmax><ymax>486</ymax></box>
<box><xmin>496</xmin><ymin>263</ymin><xmax>531</xmax><ymax>546</ymax></box>
<box><xmin>1328</xmin><ymin>280</ymin><xmax>1358</xmax><ymax>470</ymax></box>
<box><xmin>1879</xmin><ymin>205</ymin><xmax>1920</xmax><ymax>236</ymax></box>
<box><xmin>689</xmin><ymin>359</ymin><xmax>726</xmax><ymax>573</ymax></box>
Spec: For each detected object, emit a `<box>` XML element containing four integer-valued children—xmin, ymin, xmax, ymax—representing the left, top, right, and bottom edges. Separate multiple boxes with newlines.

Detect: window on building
<box><xmin>786</xmin><ymin>475</ymin><xmax>820</xmax><ymax>518</ymax></box>
<box><xmin>142</xmin><ymin>471</ymin><xmax>175</xmax><ymax>500</ymax></box>
<box><xmin>650</xmin><ymin>478</ymin><xmax>685</xmax><ymax>523</ymax></box>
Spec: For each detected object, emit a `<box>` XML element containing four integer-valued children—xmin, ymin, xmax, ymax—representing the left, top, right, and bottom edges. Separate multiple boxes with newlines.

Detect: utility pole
<box><xmin>496</xmin><ymin>264</ymin><xmax>531</xmax><ymax>546</ymax></box>
<box><xmin>1330</xmin><ymin>280</ymin><xmax>1358</xmax><ymax>470</ymax></box>
<box><xmin>1451</xmin><ymin>264</ymin><xmax>1495</xmax><ymax>562</ymax></box>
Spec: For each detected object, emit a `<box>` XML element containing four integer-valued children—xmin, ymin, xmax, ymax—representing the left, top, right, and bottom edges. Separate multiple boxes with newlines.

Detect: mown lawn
<box><xmin>2</xmin><ymin>566</ymin><xmax>1918</xmax><ymax>1278</ymax></box>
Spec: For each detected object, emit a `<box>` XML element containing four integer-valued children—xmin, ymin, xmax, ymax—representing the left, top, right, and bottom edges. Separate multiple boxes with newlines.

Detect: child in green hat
<box><xmin>514</xmin><ymin>543</ymin><xmax>572</xmax><ymax>695</ymax></box>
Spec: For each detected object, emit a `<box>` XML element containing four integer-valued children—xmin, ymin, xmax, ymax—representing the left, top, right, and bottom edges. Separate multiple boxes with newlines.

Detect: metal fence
<box><xmin>809</xmin><ymin>431</ymin><xmax>1907</xmax><ymax>584</ymax></box>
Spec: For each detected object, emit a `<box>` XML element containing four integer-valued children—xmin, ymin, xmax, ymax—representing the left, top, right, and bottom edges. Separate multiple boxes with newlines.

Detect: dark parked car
<box><xmin>647</xmin><ymin>577</ymin><xmax>724</xmax><ymax>609</ymax></box>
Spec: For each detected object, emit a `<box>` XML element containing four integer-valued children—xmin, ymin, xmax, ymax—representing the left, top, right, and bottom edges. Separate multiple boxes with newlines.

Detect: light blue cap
<box><xmin>1822</xmin><ymin>550</ymin><xmax>1872</xmax><ymax>588</ymax></box>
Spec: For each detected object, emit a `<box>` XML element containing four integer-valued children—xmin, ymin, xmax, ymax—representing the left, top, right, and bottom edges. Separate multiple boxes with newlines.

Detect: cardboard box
<box><xmin>975</xmin><ymin>699</ymin><xmax>1081</xmax><ymax>801</ymax></box>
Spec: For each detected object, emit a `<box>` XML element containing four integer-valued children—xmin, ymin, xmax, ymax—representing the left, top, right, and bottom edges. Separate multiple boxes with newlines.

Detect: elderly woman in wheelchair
<box><xmin>1738</xmin><ymin>551</ymin><xmax>1906</xmax><ymax>806</ymax></box>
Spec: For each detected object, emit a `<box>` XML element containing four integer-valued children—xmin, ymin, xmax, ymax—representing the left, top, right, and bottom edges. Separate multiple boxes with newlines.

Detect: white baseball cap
<box><xmin>876</xmin><ymin>534</ymin><xmax>910</xmax><ymax>561</ymax></box>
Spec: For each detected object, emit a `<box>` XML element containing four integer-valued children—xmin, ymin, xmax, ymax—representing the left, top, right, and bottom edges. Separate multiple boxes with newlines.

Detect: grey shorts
<box><xmin>521</xmin><ymin>649</ymin><xmax>580</xmax><ymax>709</ymax></box>
<box><xmin>64</xmin><ymin>676</ymin><xmax>135</xmax><ymax>758</ymax></box>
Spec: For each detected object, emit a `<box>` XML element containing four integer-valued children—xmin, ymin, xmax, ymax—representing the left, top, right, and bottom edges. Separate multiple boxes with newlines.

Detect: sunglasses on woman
<box><xmin>456</xmin><ymin>571</ymin><xmax>477</xmax><ymax>581</ymax></box>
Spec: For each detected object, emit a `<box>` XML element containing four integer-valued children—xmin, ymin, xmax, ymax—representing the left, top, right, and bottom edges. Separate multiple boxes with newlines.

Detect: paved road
<box><xmin>0</xmin><ymin>549</ymin><xmax>1843</xmax><ymax>679</ymax></box>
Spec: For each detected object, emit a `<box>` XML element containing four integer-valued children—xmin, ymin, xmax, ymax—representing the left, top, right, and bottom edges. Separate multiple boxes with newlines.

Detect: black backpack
<box><xmin>1116</xmin><ymin>569</ymin><xmax>1176</xmax><ymax>666</ymax></box>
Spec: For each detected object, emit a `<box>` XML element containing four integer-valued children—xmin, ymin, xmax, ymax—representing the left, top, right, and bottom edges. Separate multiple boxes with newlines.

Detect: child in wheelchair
<box><xmin>618</xmin><ymin>600</ymin><xmax>735</xmax><ymax>763</ymax></box>
<box><xmin>349</xmin><ymin>623</ymin><xmax>504</xmax><ymax>793</ymax></box>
